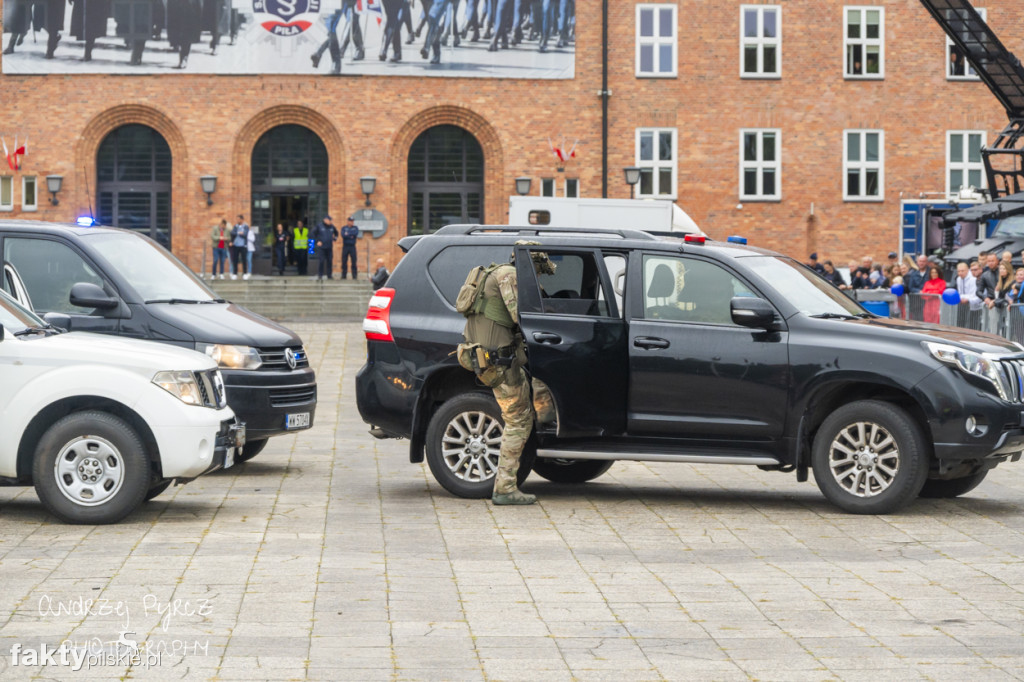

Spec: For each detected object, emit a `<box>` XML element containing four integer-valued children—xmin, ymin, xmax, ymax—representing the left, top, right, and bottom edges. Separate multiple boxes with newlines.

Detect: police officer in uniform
<box><xmin>460</xmin><ymin>241</ymin><xmax>556</xmax><ymax>505</ymax></box>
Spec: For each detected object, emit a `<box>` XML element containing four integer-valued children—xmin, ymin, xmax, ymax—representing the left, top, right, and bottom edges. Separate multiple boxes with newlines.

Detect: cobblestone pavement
<box><xmin>2</xmin><ymin>322</ymin><xmax>1024</xmax><ymax>680</ymax></box>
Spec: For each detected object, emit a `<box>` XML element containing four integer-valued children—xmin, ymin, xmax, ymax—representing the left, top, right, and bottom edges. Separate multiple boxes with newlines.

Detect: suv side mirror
<box><xmin>731</xmin><ymin>296</ymin><xmax>777</xmax><ymax>329</ymax></box>
<box><xmin>69</xmin><ymin>282</ymin><xmax>119</xmax><ymax>310</ymax></box>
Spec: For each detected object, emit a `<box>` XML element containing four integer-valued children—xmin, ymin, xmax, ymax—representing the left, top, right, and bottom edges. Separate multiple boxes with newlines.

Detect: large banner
<box><xmin>1</xmin><ymin>0</ymin><xmax>575</xmax><ymax>77</ymax></box>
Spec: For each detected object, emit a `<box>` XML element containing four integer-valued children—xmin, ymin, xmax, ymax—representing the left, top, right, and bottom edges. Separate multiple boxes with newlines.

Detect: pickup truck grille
<box><xmin>196</xmin><ymin>370</ymin><xmax>227</xmax><ymax>409</ymax></box>
<box><xmin>269</xmin><ymin>385</ymin><xmax>317</xmax><ymax>407</ymax></box>
<box><xmin>997</xmin><ymin>359</ymin><xmax>1024</xmax><ymax>403</ymax></box>
<box><xmin>258</xmin><ymin>346</ymin><xmax>310</xmax><ymax>371</ymax></box>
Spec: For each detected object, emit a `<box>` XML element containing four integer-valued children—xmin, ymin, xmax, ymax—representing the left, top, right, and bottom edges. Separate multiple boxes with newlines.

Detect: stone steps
<box><xmin>205</xmin><ymin>276</ymin><xmax>374</xmax><ymax>320</ymax></box>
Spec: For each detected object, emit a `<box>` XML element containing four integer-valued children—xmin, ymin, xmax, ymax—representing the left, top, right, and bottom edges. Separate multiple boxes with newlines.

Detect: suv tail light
<box><xmin>363</xmin><ymin>288</ymin><xmax>395</xmax><ymax>342</ymax></box>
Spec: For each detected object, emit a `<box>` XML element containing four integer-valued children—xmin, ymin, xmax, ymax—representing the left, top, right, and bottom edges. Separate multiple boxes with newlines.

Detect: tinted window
<box><xmin>4</xmin><ymin>238</ymin><xmax>106</xmax><ymax>314</ymax></box>
<box><xmin>534</xmin><ymin>251</ymin><xmax>613</xmax><ymax>317</ymax></box>
<box><xmin>427</xmin><ymin>245</ymin><xmax>511</xmax><ymax>306</ymax></box>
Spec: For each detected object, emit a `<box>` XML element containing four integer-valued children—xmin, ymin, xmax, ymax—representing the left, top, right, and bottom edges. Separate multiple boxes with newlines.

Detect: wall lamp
<box><xmin>360</xmin><ymin>176</ymin><xmax>377</xmax><ymax>206</ymax></box>
<box><xmin>46</xmin><ymin>174</ymin><xmax>63</xmax><ymax>205</ymax></box>
<box><xmin>200</xmin><ymin>175</ymin><xmax>217</xmax><ymax>206</ymax></box>
<box><xmin>623</xmin><ymin>166</ymin><xmax>641</xmax><ymax>199</ymax></box>
<box><xmin>515</xmin><ymin>176</ymin><xmax>532</xmax><ymax>196</ymax></box>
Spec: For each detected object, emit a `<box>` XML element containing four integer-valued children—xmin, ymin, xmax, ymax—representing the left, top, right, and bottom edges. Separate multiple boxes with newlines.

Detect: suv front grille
<box><xmin>997</xmin><ymin>358</ymin><xmax>1024</xmax><ymax>403</ymax></box>
<box><xmin>258</xmin><ymin>346</ymin><xmax>310</xmax><ymax>371</ymax></box>
<box><xmin>269</xmin><ymin>385</ymin><xmax>317</xmax><ymax>407</ymax></box>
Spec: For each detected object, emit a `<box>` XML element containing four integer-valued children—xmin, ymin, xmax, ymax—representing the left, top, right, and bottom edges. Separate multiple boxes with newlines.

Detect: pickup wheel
<box><xmin>425</xmin><ymin>393</ymin><xmax>532</xmax><ymax>498</ymax></box>
<box><xmin>33</xmin><ymin>411</ymin><xmax>151</xmax><ymax>524</ymax></box>
<box><xmin>236</xmin><ymin>438</ymin><xmax>268</xmax><ymax>463</ymax></box>
<box><xmin>919</xmin><ymin>470</ymin><xmax>988</xmax><ymax>499</ymax></box>
<box><xmin>532</xmin><ymin>458</ymin><xmax>613</xmax><ymax>483</ymax></box>
<box><xmin>811</xmin><ymin>400</ymin><xmax>929</xmax><ymax>515</ymax></box>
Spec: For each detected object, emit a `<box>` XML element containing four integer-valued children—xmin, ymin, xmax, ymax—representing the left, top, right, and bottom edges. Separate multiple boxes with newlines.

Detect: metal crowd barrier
<box><xmin>852</xmin><ymin>289</ymin><xmax>1024</xmax><ymax>342</ymax></box>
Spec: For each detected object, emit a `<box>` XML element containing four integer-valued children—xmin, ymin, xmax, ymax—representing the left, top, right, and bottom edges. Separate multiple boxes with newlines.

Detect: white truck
<box><xmin>0</xmin><ymin>291</ymin><xmax>244</xmax><ymax>524</ymax></box>
<box><xmin>508</xmin><ymin>196</ymin><xmax>705</xmax><ymax>236</ymax></box>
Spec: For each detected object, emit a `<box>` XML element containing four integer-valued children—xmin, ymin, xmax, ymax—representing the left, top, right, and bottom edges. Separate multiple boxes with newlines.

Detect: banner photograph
<box><xmin>1</xmin><ymin>0</ymin><xmax>575</xmax><ymax>77</ymax></box>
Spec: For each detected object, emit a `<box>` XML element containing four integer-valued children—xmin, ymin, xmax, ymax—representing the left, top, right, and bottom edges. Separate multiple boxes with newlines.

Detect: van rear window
<box><xmin>427</xmin><ymin>245</ymin><xmax>511</xmax><ymax>307</ymax></box>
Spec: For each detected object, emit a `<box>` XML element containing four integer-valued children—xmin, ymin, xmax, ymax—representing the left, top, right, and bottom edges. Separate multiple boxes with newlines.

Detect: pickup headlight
<box><xmin>196</xmin><ymin>343</ymin><xmax>262</xmax><ymax>370</ymax></box>
<box><xmin>153</xmin><ymin>370</ymin><xmax>204</xmax><ymax>406</ymax></box>
<box><xmin>925</xmin><ymin>342</ymin><xmax>1012</xmax><ymax>400</ymax></box>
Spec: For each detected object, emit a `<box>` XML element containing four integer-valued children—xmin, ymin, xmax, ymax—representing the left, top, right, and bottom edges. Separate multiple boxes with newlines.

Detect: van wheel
<box><xmin>532</xmin><ymin>458</ymin><xmax>613</xmax><ymax>483</ymax></box>
<box><xmin>145</xmin><ymin>480</ymin><xmax>173</xmax><ymax>501</ymax></box>
<box><xmin>919</xmin><ymin>470</ymin><xmax>988</xmax><ymax>499</ymax></box>
<box><xmin>811</xmin><ymin>400</ymin><xmax>929</xmax><ymax>514</ymax></box>
<box><xmin>425</xmin><ymin>393</ymin><xmax>532</xmax><ymax>498</ymax></box>
<box><xmin>236</xmin><ymin>438</ymin><xmax>268</xmax><ymax>463</ymax></box>
<box><xmin>33</xmin><ymin>411</ymin><xmax>151</xmax><ymax>524</ymax></box>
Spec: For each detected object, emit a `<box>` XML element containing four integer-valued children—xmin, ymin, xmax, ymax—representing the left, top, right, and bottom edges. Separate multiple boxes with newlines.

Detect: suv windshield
<box><xmin>0</xmin><ymin>290</ymin><xmax>46</xmax><ymax>333</ymax></box>
<box><xmin>85</xmin><ymin>232</ymin><xmax>216</xmax><ymax>303</ymax></box>
<box><xmin>991</xmin><ymin>215</ymin><xmax>1024</xmax><ymax>238</ymax></box>
<box><xmin>744</xmin><ymin>256</ymin><xmax>864</xmax><ymax>317</ymax></box>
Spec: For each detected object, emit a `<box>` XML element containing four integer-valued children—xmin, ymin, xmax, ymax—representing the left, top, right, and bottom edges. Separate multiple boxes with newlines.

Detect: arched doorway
<box><xmin>408</xmin><ymin>125</ymin><xmax>484</xmax><ymax>234</ymax></box>
<box><xmin>251</xmin><ymin>125</ymin><xmax>329</xmax><ymax>274</ymax></box>
<box><xmin>96</xmin><ymin>125</ymin><xmax>172</xmax><ymax>248</ymax></box>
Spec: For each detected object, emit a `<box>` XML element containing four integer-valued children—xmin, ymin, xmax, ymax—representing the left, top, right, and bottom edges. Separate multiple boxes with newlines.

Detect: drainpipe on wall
<box><xmin>601</xmin><ymin>0</ymin><xmax>609</xmax><ymax>198</ymax></box>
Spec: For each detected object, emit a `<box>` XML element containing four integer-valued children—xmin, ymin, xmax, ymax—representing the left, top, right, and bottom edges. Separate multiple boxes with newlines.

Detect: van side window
<box><xmin>3</xmin><ymin>238</ymin><xmax>105</xmax><ymax>314</ymax></box>
<box><xmin>527</xmin><ymin>210</ymin><xmax>551</xmax><ymax>226</ymax></box>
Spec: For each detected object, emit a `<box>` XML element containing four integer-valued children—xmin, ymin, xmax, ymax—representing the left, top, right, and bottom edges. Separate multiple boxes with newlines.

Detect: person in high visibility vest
<box><xmin>293</xmin><ymin>220</ymin><xmax>310</xmax><ymax>276</ymax></box>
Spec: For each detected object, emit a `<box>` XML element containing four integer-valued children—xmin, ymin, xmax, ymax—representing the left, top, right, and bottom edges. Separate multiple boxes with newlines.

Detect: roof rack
<box><xmin>432</xmin><ymin>224</ymin><xmax>659</xmax><ymax>241</ymax></box>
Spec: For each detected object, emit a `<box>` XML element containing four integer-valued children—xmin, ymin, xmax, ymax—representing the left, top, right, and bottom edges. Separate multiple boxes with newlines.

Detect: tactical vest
<box><xmin>293</xmin><ymin>227</ymin><xmax>309</xmax><ymax>249</ymax></box>
<box><xmin>463</xmin><ymin>264</ymin><xmax>517</xmax><ymax>351</ymax></box>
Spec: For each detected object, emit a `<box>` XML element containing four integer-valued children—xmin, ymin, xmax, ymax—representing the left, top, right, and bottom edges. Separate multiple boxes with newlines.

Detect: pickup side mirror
<box><xmin>731</xmin><ymin>296</ymin><xmax>777</xmax><ymax>329</ymax></box>
<box><xmin>69</xmin><ymin>282</ymin><xmax>119</xmax><ymax>310</ymax></box>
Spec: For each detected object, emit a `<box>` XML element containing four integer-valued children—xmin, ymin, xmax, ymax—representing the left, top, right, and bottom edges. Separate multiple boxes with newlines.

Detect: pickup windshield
<box><xmin>0</xmin><ymin>290</ymin><xmax>46</xmax><ymax>333</ymax></box>
<box><xmin>743</xmin><ymin>256</ymin><xmax>865</xmax><ymax>317</ymax></box>
<box><xmin>991</xmin><ymin>215</ymin><xmax>1024</xmax><ymax>238</ymax></box>
<box><xmin>84</xmin><ymin>232</ymin><xmax>217</xmax><ymax>303</ymax></box>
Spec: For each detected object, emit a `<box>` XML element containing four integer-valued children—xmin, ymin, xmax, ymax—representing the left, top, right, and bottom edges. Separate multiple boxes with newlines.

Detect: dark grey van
<box><xmin>0</xmin><ymin>220</ymin><xmax>315</xmax><ymax>460</ymax></box>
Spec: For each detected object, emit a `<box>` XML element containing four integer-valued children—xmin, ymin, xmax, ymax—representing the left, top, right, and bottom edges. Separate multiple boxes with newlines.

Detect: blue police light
<box><xmin>76</xmin><ymin>216</ymin><xmax>98</xmax><ymax>227</ymax></box>
<box><xmin>727</xmin><ymin>235</ymin><xmax>747</xmax><ymax>244</ymax></box>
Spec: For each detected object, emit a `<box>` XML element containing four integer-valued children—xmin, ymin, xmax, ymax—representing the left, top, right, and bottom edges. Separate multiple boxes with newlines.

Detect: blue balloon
<box><xmin>890</xmin><ymin>283</ymin><xmax>905</xmax><ymax>297</ymax></box>
<box><xmin>942</xmin><ymin>288</ymin><xmax>960</xmax><ymax>305</ymax></box>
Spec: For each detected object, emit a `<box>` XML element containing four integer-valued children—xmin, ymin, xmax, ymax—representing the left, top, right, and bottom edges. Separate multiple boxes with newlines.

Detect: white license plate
<box><xmin>224</xmin><ymin>448</ymin><xmax>235</xmax><ymax>469</ymax></box>
<box><xmin>286</xmin><ymin>412</ymin><xmax>311</xmax><ymax>429</ymax></box>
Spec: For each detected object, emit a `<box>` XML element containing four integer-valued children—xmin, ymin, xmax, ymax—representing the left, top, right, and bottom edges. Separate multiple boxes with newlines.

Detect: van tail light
<box><xmin>363</xmin><ymin>288</ymin><xmax>395</xmax><ymax>342</ymax></box>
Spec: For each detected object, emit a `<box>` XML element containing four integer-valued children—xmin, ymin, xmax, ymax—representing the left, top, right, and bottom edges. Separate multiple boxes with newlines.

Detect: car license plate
<box><xmin>224</xmin><ymin>448</ymin><xmax>235</xmax><ymax>469</ymax></box>
<box><xmin>286</xmin><ymin>412</ymin><xmax>310</xmax><ymax>429</ymax></box>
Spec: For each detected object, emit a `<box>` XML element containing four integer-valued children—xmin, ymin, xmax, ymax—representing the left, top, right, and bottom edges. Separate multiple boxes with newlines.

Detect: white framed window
<box><xmin>636</xmin><ymin>4</ymin><xmax>677</xmax><ymax>77</ymax></box>
<box><xmin>844</xmin><ymin>6</ymin><xmax>884</xmax><ymax>78</ymax></box>
<box><xmin>565</xmin><ymin>178</ymin><xmax>579</xmax><ymax>198</ymax></box>
<box><xmin>540</xmin><ymin>178</ymin><xmax>556</xmax><ymax>197</ymax></box>
<box><xmin>740</xmin><ymin>129</ymin><xmax>781</xmax><ymax>200</ymax></box>
<box><xmin>947</xmin><ymin>7</ymin><xmax>985</xmax><ymax>80</ymax></box>
<box><xmin>635</xmin><ymin>128</ymin><xmax>677</xmax><ymax>198</ymax></box>
<box><xmin>843</xmin><ymin>130</ymin><xmax>884</xmax><ymax>201</ymax></box>
<box><xmin>741</xmin><ymin>5</ymin><xmax>780</xmax><ymax>78</ymax></box>
<box><xmin>947</xmin><ymin>131</ymin><xmax>987</xmax><ymax>196</ymax></box>
<box><xmin>0</xmin><ymin>177</ymin><xmax>12</xmax><ymax>211</ymax></box>
<box><xmin>21</xmin><ymin>176</ymin><xmax>37</xmax><ymax>211</ymax></box>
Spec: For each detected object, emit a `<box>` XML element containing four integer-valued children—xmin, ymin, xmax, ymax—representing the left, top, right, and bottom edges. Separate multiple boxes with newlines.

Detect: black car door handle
<box><xmin>533</xmin><ymin>332</ymin><xmax>562</xmax><ymax>344</ymax></box>
<box><xmin>634</xmin><ymin>336</ymin><xmax>670</xmax><ymax>350</ymax></box>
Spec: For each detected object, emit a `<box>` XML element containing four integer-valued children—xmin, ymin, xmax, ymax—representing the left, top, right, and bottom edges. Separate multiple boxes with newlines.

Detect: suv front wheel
<box><xmin>811</xmin><ymin>400</ymin><xmax>929</xmax><ymax>514</ymax></box>
<box><xmin>425</xmin><ymin>393</ymin><xmax>532</xmax><ymax>498</ymax></box>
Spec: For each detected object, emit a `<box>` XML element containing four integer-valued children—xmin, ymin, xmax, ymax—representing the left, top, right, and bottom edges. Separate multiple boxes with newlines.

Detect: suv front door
<box><xmin>516</xmin><ymin>246</ymin><xmax>628</xmax><ymax>439</ymax></box>
<box><xmin>627</xmin><ymin>252</ymin><xmax>789</xmax><ymax>442</ymax></box>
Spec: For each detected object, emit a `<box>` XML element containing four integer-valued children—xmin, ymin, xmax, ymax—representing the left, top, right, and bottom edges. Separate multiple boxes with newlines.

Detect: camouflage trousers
<box><xmin>492</xmin><ymin>365</ymin><xmax>534</xmax><ymax>495</ymax></box>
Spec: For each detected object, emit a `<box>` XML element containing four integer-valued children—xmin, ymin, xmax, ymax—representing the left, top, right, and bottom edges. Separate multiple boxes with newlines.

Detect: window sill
<box><xmin>738</xmin><ymin>197</ymin><xmax>782</xmax><ymax>203</ymax></box>
<box><xmin>843</xmin><ymin>75</ymin><xmax>884</xmax><ymax>81</ymax></box>
<box><xmin>741</xmin><ymin>74</ymin><xmax>782</xmax><ymax>80</ymax></box>
<box><xmin>21</xmin><ymin>206</ymin><xmax>38</xmax><ymax>212</ymax></box>
<box><xmin>844</xmin><ymin>197</ymin><xmax>885</xmax><ymax>203</ymax></box>
<box><xmin>636</xmin><ymin>72</ymin><xmax>678</xmax><ymax>79</ymax></box>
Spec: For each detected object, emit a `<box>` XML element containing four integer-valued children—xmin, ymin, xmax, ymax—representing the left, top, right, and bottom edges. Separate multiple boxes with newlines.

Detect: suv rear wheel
<box><xmin>532</xmin><ymin>458</ymin><xmax>613</xmax><ymax>483</ymax></box>
<box><xmin>425</xmin><ymin>393</ymin><xmax>532</xmax><ymax>498</ymax></box>
<box><xmin>33</xmin><ymin>411</ymin><xmax>151</xmax><ymax>524</ymax></box>
<box><xmin>811</xmin><ymin>400</ymin><xmax>929</xmax><ymax>514</ymax></box>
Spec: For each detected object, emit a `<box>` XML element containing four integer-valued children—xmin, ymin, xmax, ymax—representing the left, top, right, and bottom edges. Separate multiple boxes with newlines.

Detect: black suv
<box><xmin>356</xmin><ymin>225</ymin><xmax>1024</xmax><ymax>514</ymax></box>
<box><xmin>0</xmin><ymin>220</ymin><xmax>316</xmax><ymax>461</ymax></box>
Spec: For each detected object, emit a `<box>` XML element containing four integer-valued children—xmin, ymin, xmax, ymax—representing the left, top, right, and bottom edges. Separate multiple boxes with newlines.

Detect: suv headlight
<box><xmin>153</xmin><ymin>370</ymin><xmax>204</xmax><ymax>406</ymax></box>
<box><xmin>196</xmin><ymin>343</ymin><xmax>262</xmax><ymax>370</ymax></box>
<box><xmin>925</xmin><ymin>342</ymin><xmax>1012</xmax><ymax>400</ymax></box>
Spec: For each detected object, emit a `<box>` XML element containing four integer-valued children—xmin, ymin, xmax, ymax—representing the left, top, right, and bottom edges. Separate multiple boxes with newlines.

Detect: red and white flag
<box><xmin>356</xmin><ymin>0</ymin><xmax>383</xmax><ymax>25</ymax></box>
<box><xmin>3</xmin><ymin>136</ymin><xmax>27</xmax><ymax>171</ymax></box>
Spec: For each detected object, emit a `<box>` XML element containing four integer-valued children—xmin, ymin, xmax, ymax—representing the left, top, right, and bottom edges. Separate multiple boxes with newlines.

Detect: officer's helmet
<box><xmin>513</xmin><ymin>240</ymin><xmax>557</xmax><ymax>275</ymax></box>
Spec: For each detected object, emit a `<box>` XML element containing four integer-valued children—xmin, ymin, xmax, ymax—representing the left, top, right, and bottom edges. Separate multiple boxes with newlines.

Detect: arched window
<box><xmin>96</xmin><ymin>125</ymin><xmax>172</xmax><ymax>248</ymax></box>
<box><xmin>408</xmin><ymin>125</ymin><xmax>484</xmax><ymax>235</ymax></box>
<box><xmin>251</xmin><ymin>124</ymin><xmax>329</xmax><ymax>236</ymax></box>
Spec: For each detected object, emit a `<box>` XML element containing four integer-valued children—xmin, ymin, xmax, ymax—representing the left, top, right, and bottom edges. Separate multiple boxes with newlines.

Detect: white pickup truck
<box><xmin>0</xmin><ymin>290</ymin><xmax>244</xmax><ymax>524</ymax></box>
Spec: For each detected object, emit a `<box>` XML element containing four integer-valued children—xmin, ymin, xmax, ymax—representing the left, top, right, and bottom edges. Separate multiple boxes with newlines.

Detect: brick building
<box><xmin>0</xmin><ymin>1</ymin><xmax>1018</xmax><ymax>273</ymax></box>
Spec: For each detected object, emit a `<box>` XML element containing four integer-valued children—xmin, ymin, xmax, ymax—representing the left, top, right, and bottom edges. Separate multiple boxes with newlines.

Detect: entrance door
<box><xmin>96</xmin><ymin>125</ymin><xmax>172</xmax><ymax>249</ymax></box>
<box><xmin>408</xmin><ymin>125</ymin><xmax>484</xmax><ymax>234</ymax></box>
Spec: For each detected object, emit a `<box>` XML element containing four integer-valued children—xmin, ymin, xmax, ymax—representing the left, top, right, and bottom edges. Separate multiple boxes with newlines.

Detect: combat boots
<box><xmin>492</xmin><ymin>490</ymin><xmax>537</xmax><ymax>505</ymax></box>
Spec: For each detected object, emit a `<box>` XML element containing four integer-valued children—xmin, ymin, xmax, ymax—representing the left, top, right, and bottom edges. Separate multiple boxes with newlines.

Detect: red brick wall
<box><xmin>0</xmin><ymin>0</ymin><xmax>1019</xmax><ymax>270</ymax></box>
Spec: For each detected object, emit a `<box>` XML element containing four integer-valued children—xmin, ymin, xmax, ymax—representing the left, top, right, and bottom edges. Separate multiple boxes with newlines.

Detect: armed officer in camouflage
<box><xmin>459</xmin><ymin>241</ymin><xmax>556</xmax><ymax>505</ymax></box>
